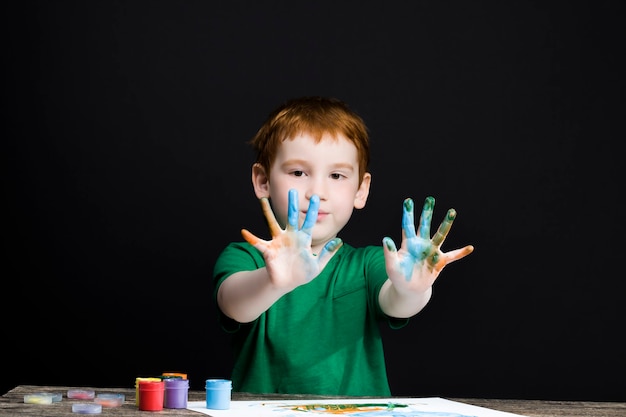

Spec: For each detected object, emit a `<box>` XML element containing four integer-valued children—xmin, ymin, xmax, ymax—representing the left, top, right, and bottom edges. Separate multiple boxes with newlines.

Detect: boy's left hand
<box><xmin>382</xmin><ymin>196</ymin><xmax>474</xmax><ymax>294</ymax></box>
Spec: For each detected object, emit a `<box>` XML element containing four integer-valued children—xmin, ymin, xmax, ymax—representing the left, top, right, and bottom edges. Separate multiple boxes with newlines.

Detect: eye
<box><xmin>292</xmin><ymin>170</ymin><xmax>305</xmax><ymax>177</ymax></box>
<box><xmin>330</xmin><ymin>173</ymin><xmax>345</xmax><ymax>180</ymax></box>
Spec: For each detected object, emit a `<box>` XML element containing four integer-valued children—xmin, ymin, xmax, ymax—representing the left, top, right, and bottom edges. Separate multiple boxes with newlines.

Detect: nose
<box><xmin>304</xmin><ymin>176</ymin><xmax>327</xmax><ymax>202</ymax></box>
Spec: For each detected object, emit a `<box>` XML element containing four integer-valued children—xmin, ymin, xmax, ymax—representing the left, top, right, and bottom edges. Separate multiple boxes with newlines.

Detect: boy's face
<box><xmin>252</xmin><ymin>132</ymin><xmax>371</xmax><ymax>252</ymax></box>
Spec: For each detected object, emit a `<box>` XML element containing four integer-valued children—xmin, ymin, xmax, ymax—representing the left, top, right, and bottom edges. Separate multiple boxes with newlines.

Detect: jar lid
<box><xmin>24</xmin><ymin>393</ymin><xmax>53</xmax><ymax>404</ymax></box>
<box><xmin>162</xmin><ymin>372</ymin><xmax>187</xmax><ymax>379</ymax></box>
<box><xmin>165</xmin><ymin>378</ymin><xmax>189</xmax><ymax>387</ymax></box>
<box><xmin>94</xmin><ymin>393</ymin><xmax>124</xmax><ymax>407</ymax></box>
<box><xmin>135</xmin><ymin>377</ymin><xmax>162</xmax><ymax>387</ymax></box>
<box><xmin>205</xmin><ymin>379</ymin><xmax>232</xmax><ymax>389</ymax></box>
<box><xmin>138</xmin><ymin>380</ymin><xmax>164</xmax><ymax>390</ymax></box>
<box><xmin>67</xmin><ymin>389</ymin><xmax>95</xmax><ymax>400</ymax></box>
<box><xmin>72</xmin><ymin>403</ymin><xmax>102</xmax><ymax>414</ymax></box>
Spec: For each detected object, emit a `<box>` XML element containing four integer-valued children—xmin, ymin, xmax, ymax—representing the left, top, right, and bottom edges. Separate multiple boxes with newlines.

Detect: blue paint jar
<box><xmin>205</xmin><ymin>379</ymin><xmax>232</xmax><ymax>410</ymax></box>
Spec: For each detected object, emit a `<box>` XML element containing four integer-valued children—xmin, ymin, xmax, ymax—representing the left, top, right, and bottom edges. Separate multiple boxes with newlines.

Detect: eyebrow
<box><xmin>280</xmin><ymin>159</ymin><xmax>356</xmax><ymax>171</ymax></box>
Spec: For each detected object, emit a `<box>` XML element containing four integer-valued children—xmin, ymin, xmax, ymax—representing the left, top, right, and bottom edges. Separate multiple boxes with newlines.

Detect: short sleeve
<box><xmin>212</xmin><ymin>242</ymin><xmax>265</xmax><ymax>333</ymax></box>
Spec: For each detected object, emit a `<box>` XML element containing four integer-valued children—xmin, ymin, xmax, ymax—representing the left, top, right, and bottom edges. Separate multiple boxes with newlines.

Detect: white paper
<box><xmin>187</xmin><ymin>397</ymin><xmax>526</xmax><ymax>417</ymax></box>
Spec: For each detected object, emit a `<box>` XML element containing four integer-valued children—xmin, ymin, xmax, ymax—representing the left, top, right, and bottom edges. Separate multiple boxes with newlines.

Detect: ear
<box><xmin>251</xmin><ymin>163</ymin><xmax>271</xmax><ymax>199</ymax></box>
<box><xmin>354</xmin><ymin>172</ymin><xmax>371</xmax><ymax>209</ymax></box>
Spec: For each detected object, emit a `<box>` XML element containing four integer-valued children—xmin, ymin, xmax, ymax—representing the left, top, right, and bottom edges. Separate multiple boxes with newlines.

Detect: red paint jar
<box><xmin>138</xmin><ymin>380</ymin><xmax>164</xmax><ymax>411</ymax></box>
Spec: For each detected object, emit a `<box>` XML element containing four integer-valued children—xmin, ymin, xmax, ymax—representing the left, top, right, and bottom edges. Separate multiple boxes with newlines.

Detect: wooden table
<box><xmin>1</xmin><ymin>385</ymin><xmax>625</xmax><ymax>417</ymax></box>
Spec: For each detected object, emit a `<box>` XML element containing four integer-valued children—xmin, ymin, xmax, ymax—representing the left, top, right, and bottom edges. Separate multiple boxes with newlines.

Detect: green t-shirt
<box><xmin>213</xmin><ymin>242</ymin><xmax>408</xmax><ymax>396</ymax></box>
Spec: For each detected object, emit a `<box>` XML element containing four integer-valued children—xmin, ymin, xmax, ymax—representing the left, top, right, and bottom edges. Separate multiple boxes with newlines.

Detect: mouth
<box><xmin>303</xmin><ymin>211</ymin><xmax>328</xmax><ymax>221</ymax></box>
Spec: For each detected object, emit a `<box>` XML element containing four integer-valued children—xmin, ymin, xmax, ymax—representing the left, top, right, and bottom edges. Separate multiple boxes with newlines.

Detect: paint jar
<box><xmin>138</xmin><ymin>380</ymin><xmax>164</xmax><ymax>411</ymax></box>
<box><xmin>94</xmin><ymin>393</ymin><xmax>125</xmax><ymax>408</ymax></box>
<box><xmin>162</xmin><ymin>372</ymin><xmax>187</xmax><ymax>380</ymax></box>
<box><xmin>205</xmin><ymin>379</ymin><xmax>232</xmax><ymax>410</ymax></box>
<box><xmin>67</xmin><ymin>389</ymin><xmax>95</xmax><ymax>400</ymax></box>
<box><xmin>72</xmin><ymin>403</ymin><xmax>102</xmax><ymax>414</ymax></box>
<box><xmin>135</xmin><ymin>377</ymin><xmax>162</xmax><ymax>406</ymax></box>
<box><xmin>24</xmin><ymin>394</ymin><xmax>53</xmax><ymax>404</ymax></box>
<box><xmin>164</xmin><ymin>378</ymin><xmax>189</xmax><ymax>409</ymax></box>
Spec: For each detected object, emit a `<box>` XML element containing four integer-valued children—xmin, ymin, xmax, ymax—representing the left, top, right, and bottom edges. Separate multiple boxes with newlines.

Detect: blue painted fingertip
<box><xmin>325</xmin><ymin>237</ymin><xmax>342</xmax><ymax>252</ymax></box>
<box><xmin>302</xmin><ymin>195</ymin><xmax>320</xmax><ymax>230</ymax></box>
<box><xmin>402</xmin><ymin>198</ymin><xmax>417</xmax><ymax>238</ymax></box>
<box><xmin>288</xmin><ymin>189</ymin><xmax>299</xmax><ymax>228</ymax></box>
<box><xmin>383</xmin><ymin>237</ymin><xmax>397</xmax><ymax>252</ymax></box>
<box><xmin>318</xmin><ymin>237</ymin><xmax>342</xmax><ymax>259</ymax></box>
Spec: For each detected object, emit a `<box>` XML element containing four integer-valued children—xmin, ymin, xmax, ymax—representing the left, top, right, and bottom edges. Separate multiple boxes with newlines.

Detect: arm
<box><xmin>378</xmin><ymin>196</ymin><xmax>474</xmax><ymax>318</ymax></box>
<box><xmin>217</xmin><ymin>189</ymin><xmax>343</xmax><ymax>323</ymax></box>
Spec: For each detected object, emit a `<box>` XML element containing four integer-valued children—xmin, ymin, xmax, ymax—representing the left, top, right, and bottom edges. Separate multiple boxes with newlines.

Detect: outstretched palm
<box><xmin>241</xmin><ymin>189</ymin><xmax>343</xmax><ymax>291</ymax></box>
<box><xmin>383</xmin><ymin>196</ymin><xmax>474</xmax><ymax>294</ymax></box>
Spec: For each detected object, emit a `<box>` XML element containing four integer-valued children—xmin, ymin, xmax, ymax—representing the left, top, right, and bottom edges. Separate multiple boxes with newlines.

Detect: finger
<box><xmin>431</xmin><ymin>208</ymin><xmax>456</xmax><ymax>247</ymax></box>
<box><xmin>383</xmin><ymin>236</ymin><xmax>398</xmax><ymax>253</ymax></box>
<box><xmin>383</xmin><ymin>237</ymin><xmax>411</xmax><ymax>280</ymax></box>
<box><xmin>317</xmin><ymin>237</ymin><xmax>343</xmax><ymax>263</ymax></box>
<box><xmin>442</xmin><ymin>245</ymin><xmax>475</xmax><ymax>264</ymax></box>
<box><xmin>417</xmin><ymin>196</ymin><xmax>435</xmax><ymax>240</ymax></box>
<box><xmin>301</xmin><ymin>195</ymin><xmax>320</xmax><ymax>234</ymax></box>
<box><xmin>401</xmin><ymin>198</ymin><xmax>417</xmax><ymax>239</ymax></box>
<box><xmin>241</xmin><ymin>228</ymin><xmax>265</xmax><ymax>247</ymax></box>
<box><xmin>260</xmin><ymin>198</ymin><xmax>283</xmax><ymax>237</ymax></box>
<box><xmin>287</xmin><ymin>189</ymin><xmax>299</xmax><ymax>231</ymax></box>
<box><xmin>382</xmin><ymin>237</ymin><xmax>399</xmax><ymax>266</ymax></box>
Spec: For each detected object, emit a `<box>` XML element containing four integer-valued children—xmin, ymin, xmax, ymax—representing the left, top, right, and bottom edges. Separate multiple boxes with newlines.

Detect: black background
<box><xmin>3</xmin><ymin>0</ymin><xmax>625</xmax><ymax>401</ymax></box>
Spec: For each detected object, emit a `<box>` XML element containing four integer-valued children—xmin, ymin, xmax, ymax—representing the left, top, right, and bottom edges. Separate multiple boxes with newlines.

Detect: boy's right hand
<box><xmin>241</xmin><ymin>189</ymin><xmax>343</xmax><ymax>291</ymax></box>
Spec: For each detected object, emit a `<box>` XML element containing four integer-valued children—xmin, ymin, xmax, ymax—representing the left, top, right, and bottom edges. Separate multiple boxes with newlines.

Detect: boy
<box><xmin>213</xmin><ymin>96</ymin><xmax>474</xmax><ymax>396</ymax></box>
